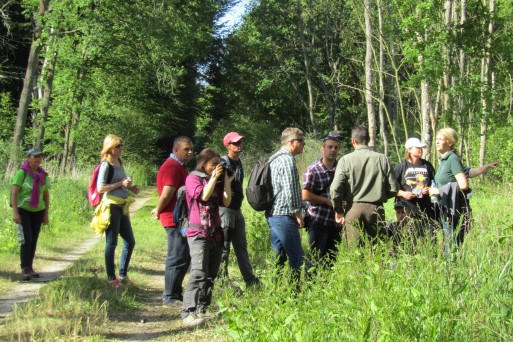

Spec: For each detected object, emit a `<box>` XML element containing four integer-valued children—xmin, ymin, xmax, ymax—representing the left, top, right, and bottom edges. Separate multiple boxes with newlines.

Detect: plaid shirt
<box><xmin>268</xmin><ymin>148</ymin><xmax>302</xmax><ymax>216</ymax></box>
<box><xmin>303</xmin><ymin>158</ymin><xmax>338</xmax><ymax>227</ymax></box>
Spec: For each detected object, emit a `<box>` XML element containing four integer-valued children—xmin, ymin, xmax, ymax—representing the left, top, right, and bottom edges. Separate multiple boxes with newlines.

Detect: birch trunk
<box><xmin>364</xmin><ymin>0</ymin><xmax>376</xmax><ymax>147</ymax></box>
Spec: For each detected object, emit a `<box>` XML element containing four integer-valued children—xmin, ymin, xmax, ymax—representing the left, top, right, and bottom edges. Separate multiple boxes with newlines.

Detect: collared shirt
<box><xmin>302</xmin><ymin>158</ymin><xmax>338</xmax><ymax>227</ymax></box>
<box><xmin>435</xmin><ymin>150</ymin><xmax>464</xmax><ymax>186</ymax></box>
<box><xmin>169</xmin><ymin>153</ymin><xmax>184</xmax><ymax>166</ymax></box>
<box><xmin>268</xmin><ymin>147</ymin><xmax>302</xmax><ymax>216</ymax></box>
<box><xmin>330</xmin><ymin>146</ymin><xmax>397</xmax><ymax>213</ymax></box>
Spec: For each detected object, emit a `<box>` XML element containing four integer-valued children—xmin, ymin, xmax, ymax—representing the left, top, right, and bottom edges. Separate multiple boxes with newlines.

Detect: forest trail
<box><xmin>0</xmin><ymin>187</ymin><xmax>155</xmax><ymax>324</ymax></box>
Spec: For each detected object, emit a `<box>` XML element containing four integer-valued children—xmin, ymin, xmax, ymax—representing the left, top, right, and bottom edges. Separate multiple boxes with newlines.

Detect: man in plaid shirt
<box><xmin>302</xmin><ymin>132</ymin><xmax>342</xmax><ymax>271</ymax></box>
<box><xmin>266</xmin><ymin>127</ymin><xmax>306</xmax><ymax>284</ymax></box>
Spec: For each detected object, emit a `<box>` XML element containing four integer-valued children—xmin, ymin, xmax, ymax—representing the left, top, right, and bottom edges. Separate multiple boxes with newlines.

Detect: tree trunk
<box><xmin>421</xmin><ymin>79</ymin><xmax>432</xmax><ymax>161</ymax></box>
<box><xmin>364</xmin><ymin>0</ymin><xmax>376</xmax><ymax>147</ymax></box>
<box><xmin>7</xmin><ymin>0</ymin><xmax>50</xmax><ymax>174</ymax></box>
<box><xmin>377</xmin><ymin>0</ymin><xmax>388</xmax><ymax>155</ymax></box>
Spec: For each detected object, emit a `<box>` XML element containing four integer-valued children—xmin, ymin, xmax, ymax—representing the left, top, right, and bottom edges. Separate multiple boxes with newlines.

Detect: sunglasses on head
<box><xmin>323</xmin><ymin>130</ymin><xmax>342</xmax><ymax>142</ymax></box>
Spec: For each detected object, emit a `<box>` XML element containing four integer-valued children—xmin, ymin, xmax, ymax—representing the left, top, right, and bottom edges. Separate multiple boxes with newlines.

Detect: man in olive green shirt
<box><xmin>330</xmin><ymin>126</ymin><xmax>397</xmax><ymax>246</ymax></box>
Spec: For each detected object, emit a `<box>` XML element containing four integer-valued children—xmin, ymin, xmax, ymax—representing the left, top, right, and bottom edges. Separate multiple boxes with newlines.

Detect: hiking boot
<box><xmin>20</xmin><ymin>268</ymin><xmax>31</xmax><ymax>281</ymax></box>
<box><xmin>118</xmin><ymin>275</ymin><xmax>138</xmax><ymax>287</ymax></box>
<box><xmin>182</xmin><ymin>313</ymin><xmax>205</xmax><ymax>327</ymax></box>
<box><xmin>28</xmin><ymin>268</ymin><xmax>40</xmax><ymax>278</ymax></box>
<box><xmin>107</xmin><ymin>277</ymin><xmax>125</xmax><ymax>288</ymax></box>
<box><xmin>246</xmin><ymin>277</ymin><xmax>262</xmax><ymax>289</ymax></box>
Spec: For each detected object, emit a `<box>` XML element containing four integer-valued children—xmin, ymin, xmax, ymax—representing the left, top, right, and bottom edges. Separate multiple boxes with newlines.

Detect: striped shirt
<box><xmin>267</xmin><ymin>148</ymin><xmax>302</xmax><ymax>216</ymax></box>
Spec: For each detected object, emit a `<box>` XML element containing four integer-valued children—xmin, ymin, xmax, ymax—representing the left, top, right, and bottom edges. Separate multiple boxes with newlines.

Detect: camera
<box><xmin>219</xmin><ymin>159</ymin><xmax>235</xmax><ymax>176</ymax></box>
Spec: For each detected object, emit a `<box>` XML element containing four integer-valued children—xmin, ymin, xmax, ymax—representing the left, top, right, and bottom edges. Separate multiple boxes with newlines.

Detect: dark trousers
<box><xmin>306</xmin><ymin>221</ymin><xmax>342</xmax><ymax>271</ymax></box>
<box><xmin>104</xmin><ymin>204</ymin><xmax>136</xmax><ymax>280</ymax></box>
<box><xmin>218</xmin><ymin>207</ymin><xmax>257</xmax><ymax>284</ymax></box>
<box><xmin>19</xmin><ymin>208</ymin><xmax>44</xmax><ymax>269</ymax></box>
<box><xmin>182</xmin><ymin>235</ymin><xmax>223</xmax><ymax>313</ymax></box>
<box><xmin>344</xmin><ymin>203</ymin><xmax>386</xmax><ymax>246</ymax></box>
<box><xmin>163</xmin><ymin>227</ymin><xmax>190</xmax><ymax>302</ymax></box>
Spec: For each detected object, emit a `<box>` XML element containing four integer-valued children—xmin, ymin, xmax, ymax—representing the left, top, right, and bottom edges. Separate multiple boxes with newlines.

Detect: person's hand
<box><xmin>43</xmin><ymin>212</ymin><xmax>49</xmax><ymax>225</ymax></box>
<box><xmin>225</xmin><ymin>171</ymin><xmax>235</xmax><ymax>185</ymax></box>
<box><xmin>13</xmin><ymin>212</ymin><xmax>21</xmax><ymax>224</ymax></box>
<box><xmin>212</xmin><ymin>164</ymin><xmax>224</xmax><ymax>180</ymax></box>
<box><xmin>335</xmin><ymin>212</ymin><xmax>345</xmax><ymax>225</ymax></box>
<box><xmin>325</xmin><ymin>197</ymin><xmax>333</xmax><ymax>208</ymax></box>
<box><xmin>150</xmin><ymin>208</ymin><xmax>159</xmax><ymax>219</ymax></box>
<box><xmin>400</xmin><ymin>191</ymin><xmax>416</xmax><ymax>200</ymax></box>
<box><xmin>429</xmin><ymin>187</ymin><xmax>440</xmax><ymax>196</ymax></box>
<box><xmin>488</xmin><ymin>162</ymin><xmax>499</xmax><ymax>170</ymax></box>
<box><xmin>130</xmin><ymin>186</ymin><xmax>140</xmax><ymax>195</ymax></box>
<box><xmin>296</xmin><ymin>214</ymin><xmax>304</xmax><ymax>228</ymax></box>
<box><xmin>422</xmin><ymin>186</ymin><xmax>430</xmax><ymax>195</ymax></box>
<box><xmin>122</xmin><ymin>178</ymin><xmax>133</xmax><ymax>188</ymax></box>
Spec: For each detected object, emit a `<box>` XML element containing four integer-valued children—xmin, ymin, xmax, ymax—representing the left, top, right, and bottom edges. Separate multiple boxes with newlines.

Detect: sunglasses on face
<box><xmin>230</xmin><ymin>141</ymin><xmax>243</xmax><ymax>146</ymax></box>
<box><xmin>115</xmin><ymin>144</ymin><xmax>123</xmax><ymax>148</ymax></box>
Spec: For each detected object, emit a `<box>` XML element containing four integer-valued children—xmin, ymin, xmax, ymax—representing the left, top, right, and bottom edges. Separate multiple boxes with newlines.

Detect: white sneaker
<box><xmin>182</xmin><ymin>313</ymin><xmax>205</xmax><ymax>327</ymax></box>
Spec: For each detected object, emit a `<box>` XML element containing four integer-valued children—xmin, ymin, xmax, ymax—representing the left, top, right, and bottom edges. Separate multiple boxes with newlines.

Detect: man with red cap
<box><xmin>218</xmin><ymin>132</ymin><xmax>260</xmax><ymax>287</ymax></box>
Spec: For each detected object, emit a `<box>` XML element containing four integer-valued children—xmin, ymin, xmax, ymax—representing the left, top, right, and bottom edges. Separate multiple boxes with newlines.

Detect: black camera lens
<box><xmin>219</xmin><ymin>159</ymin><xmax>235</xmax><ymax>176</ymax></box>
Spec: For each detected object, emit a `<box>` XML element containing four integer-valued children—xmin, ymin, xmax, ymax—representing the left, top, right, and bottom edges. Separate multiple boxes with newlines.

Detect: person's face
<box><xmin>409</xmin><ymin>146</ymin><xmax>423</xmax><ymax>159</ymax></box>
<box><xmin>28</xmin><ymin>154</ymin><xmax>43</xmax><ymax>168</ymax></box>
<box><xmin>435</xmin><ymin>134</ymin><xmax>451</xmax><ymax>154</ymax></box>
<box><xmin>110</xmin><ymin>143</ymin><xmax>123</xmax><ymax>158</ymax></box>
<box><xmin>227</xmin><ymin>139</ymin><xmax>244</xmax><ymax>154</ymax></box>
<box><xmin>205</xmin><ymin>156</ymin><xmax>221</xmax><ymax>176</ymax></box>
<box><xmin>290</xmin><ymin>135</ymin><xmax>305</xmax><ymax>155</ymax></box>
<box><xmin>322</xmin><ymin>139</ymin><xmax>340</xmax><ymax>162</ymax></box>
<box><xmin>175</xmin><ymin>142</ymin><xmax>193</xmax><ymax>163</ymax></box>
<box><xmin>395</xmin><ymin>207</ymin><xmax>407</xmax><ymax>223</ymax></box>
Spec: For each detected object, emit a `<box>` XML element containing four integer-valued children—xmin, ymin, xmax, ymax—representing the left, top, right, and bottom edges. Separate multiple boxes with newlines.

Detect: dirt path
<box><xmin>0</xmin><ymin>188</ymin><xmax>154</xmax><ymax>324</ymax></box>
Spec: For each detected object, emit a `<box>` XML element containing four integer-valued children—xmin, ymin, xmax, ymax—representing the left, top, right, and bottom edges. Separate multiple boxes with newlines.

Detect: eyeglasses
<box><xmin>32</xmin><ymin>154</ymin><xmax>43</xmax><ymax>158</ymax></box>
<box><xmin>294</xmin><ymin>138</ymin><xmax>305</xmax><ymax>145</ymax></box>
<box><xmin>115</xmin><ymin>144</ymin><xmax>123</xmax><ymax>148</ymax></box>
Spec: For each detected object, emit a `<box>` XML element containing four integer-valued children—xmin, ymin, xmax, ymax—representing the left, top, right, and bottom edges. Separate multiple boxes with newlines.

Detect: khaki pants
<box><xmin>344</xmin><ymin>203</ymin><xmax>385</xmax><ymax>246</ymax></box>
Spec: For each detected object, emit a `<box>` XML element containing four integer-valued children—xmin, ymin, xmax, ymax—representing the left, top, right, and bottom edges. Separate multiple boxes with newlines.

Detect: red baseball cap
<box><xmin>223</xmin><ymin>132</ymin><xmax>245</xmax><ymax>147</ymax></box>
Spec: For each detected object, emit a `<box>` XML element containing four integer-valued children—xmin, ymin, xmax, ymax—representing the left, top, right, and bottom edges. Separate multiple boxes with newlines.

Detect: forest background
<box><xmin>1</xmin><ymin>0</ymin><xmax>512</xmax><ymax>178</ymax></box>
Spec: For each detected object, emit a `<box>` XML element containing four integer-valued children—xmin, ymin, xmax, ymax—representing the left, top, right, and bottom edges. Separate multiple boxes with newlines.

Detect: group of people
<box><xmin>10</xmin><ymin>126</ymin><xmax>497</xmax><ymax>328</ymax></box>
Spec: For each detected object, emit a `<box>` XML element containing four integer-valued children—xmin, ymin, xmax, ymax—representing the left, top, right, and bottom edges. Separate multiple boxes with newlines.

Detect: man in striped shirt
<box><xmin>266</xmin><ymin>127</ymin><xmax>305</xmax><ymax>283</ymax></box>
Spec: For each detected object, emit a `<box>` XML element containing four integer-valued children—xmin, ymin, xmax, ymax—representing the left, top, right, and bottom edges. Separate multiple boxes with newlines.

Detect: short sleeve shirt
<box><xmin>12</xmin><ymin>169</ymin><xmax>50</xmax><ymax>212</ymax></box>
<box><xmin>394</xmin><ymin>159</ymin><xmax>436</xmax><ymax>215</ymax></box>
<box><xmin>435</xmin><ymin>150</ymin><xmax>464</xmax><ymax>186</ymax></box>
<box><xmin>156</xmin><ymin>156</ymin><xmax>188</xmax><ymax>227</ymax></box>
<box><xmin>97</xmin><ymin>161</ymin><xmax>128</xmax><ymax>198</ymax></box>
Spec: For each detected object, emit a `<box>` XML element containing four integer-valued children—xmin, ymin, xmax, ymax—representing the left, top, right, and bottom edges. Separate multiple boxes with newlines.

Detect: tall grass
<box><xmin>217</xmin><ymin>183</ymin><xmax>513</xmax><ymax>341</ymax></box>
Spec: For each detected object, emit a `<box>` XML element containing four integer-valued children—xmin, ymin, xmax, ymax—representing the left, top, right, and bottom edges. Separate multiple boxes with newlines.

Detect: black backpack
<box><xmin>173</xmin><ymin>185</ymin><xmax>189</xmax><ymax>231</ymax></box>
<box><xmin>246</xmin><ymin>152</ymin><xmax>287</xmax><ymax>211</ymax></box>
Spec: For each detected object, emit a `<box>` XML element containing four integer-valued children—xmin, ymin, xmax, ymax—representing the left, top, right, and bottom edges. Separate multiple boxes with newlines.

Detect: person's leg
<box><xmin>230</xmin><ymin>209</ymin><xmax>258</xmax><ymax>284</ymax></box>
<box><xmin>26</xmin><ymin>210</ymin><xmax>44</xmax><ymax>272</ymax></box>
<box><xmin>199</xmin><ymin>240</ymin><xmax>223</xmax><ymax>309</ymax></box>
<box><xmin>269</xmin><ymin>215</ymin><xmax>304</xmax><ymax>277</ymax></box>
<box><xmin>361</xmin><ymin>204</ymin><xmax>386</xmax><ymax>244</ymax></box>
<box><xmin>344</xmin><ymin>204</ymin><xmax>363</xmax><ymax>247</ymax></box>
<box><xmin>182</xmin><ymin>235</ymin><xmax>207</xmax><ymax>316</ymax></box>
<box><xmin>105</xmin><ymin>205</ymin><xmax>122</xmax><ymax>280</ymax></box>
<box><xmin>163</xmin><ymin>227</ymin><xmax>191</xmax><ymax>303</ymax></box>
<box><xmin>267</xmin><ymin>216</ymin><xmax>289</xmax><ymax>269</ymax></box>
<box><xmin>18</xmin><ymin>209</ymin><xmax>33</xmax><ymax>276</ymax></box>
<box><xmin>306</xmin><ymin>221</ymin><xmax>330</xmax><ymax>272</ymax></box>
<box><xmin>118</xmin><ymin>210</ymin><xmax>135</xmax><ymax>278</ymax></box>
<box><xmin>218</xmin><ymin>207</ymin><xmax>233</xmax><ymax>280</ymax></box>
<box><xmin>323</xmin><ymin>227</ymin><xmax>342</xmax><ymax>268</ymax></box>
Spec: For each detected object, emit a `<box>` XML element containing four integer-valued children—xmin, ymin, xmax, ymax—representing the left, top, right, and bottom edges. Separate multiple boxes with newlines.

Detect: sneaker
<box><xmin>118</xmin><ymin>275</ymin><xmax>138</xmax><ymax>287</ymax></box>
<box><xmin>28</xmin><ymin>268</ymin><xmax>40</xmax><ymax>278</ymax></box>
<box><xmin>20</xmin><ymin>268</ymin><xmax>31</xmax><ymax>281</ymax></box>
<box><xmin>107</xmin><ymin>278</ymin><xmax>125</xmax><ymax>288</ymax></box>
<box><xmin>196</xmin><ymin>306</ymin><xmax>212</xmax><ymax>319</ymax></box>
<box><xmin>163</xmin><ymin>298</ymin><xmax>183</xmax><ymax>307</ymax></box>
<box><xmin>182</xmin><ymin>313</ymin><xmax>205</xmax><ymax>327</ymax></box>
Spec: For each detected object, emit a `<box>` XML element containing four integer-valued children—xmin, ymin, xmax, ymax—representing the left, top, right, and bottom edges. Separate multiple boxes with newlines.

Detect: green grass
<box><xmin>1</xmin><ymin>176</ymin><xmax>512</xmax><ymax>341</ymax></box>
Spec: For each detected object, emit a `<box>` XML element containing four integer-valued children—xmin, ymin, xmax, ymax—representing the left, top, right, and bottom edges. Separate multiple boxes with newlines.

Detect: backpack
<box><xmin>245</xmin><ymin>152</ymin><xmax>287</xmax><ymax>211</ymax></box>
<box><xmin>88</xmin><ymin>162</ymin><xmax>114</xmax><ymax>206</ymax></box>
<box><xmin>173</xmin><ymin>185</ymin><xmax>190</xmax><ymax>232</ymax></box>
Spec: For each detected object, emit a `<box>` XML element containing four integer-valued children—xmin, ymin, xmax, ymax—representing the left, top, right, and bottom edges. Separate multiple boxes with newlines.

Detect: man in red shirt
<box><xmin>152</xmin><ymin>136</ymin><xmax>193</xmax><ymax>306</ymax></box>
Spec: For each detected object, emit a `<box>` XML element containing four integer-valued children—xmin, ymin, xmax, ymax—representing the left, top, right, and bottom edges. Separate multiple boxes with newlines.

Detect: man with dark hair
<box><xmin>218</xmin><ymin>132</ymin><xmax>260</xmax><ymax>287</ymax></box>
<box><xmin>302</xmin><ymin>132</ymin><xmax>342</xmax><ymax>270</ymax></box>
<box><xmin>330</xmin><ymin>125</ymin><xmax>397</xmax><ymax>246</ymax></box>
<box><xmin>152</xmin><ymin>136</ymin><xmax>193</xmax><ymax>306</ymax></box>
<box><xmin>267</xmin><ymin>127</ymin><xmax>305</xmax><ymax>282</ymax></box>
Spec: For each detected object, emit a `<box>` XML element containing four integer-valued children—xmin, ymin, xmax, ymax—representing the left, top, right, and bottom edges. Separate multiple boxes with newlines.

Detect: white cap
<box><xmin>405</xmin><ymin>137</ymin><xmax>427</xmax><ymax>149</ymax></box>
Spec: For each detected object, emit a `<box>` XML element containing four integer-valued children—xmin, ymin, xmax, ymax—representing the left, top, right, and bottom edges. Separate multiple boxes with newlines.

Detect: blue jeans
<box><xmin>163</xmin><ymin>227</ymin><xmax>190</xmax><ymax>302</ymax></box>
<box><xmin>105</xmin><ymin>204</ymin><xmax>136</xmax><ymax>280</ymax></box>
<box><xmin>18</xmin><ymin>208</ymin><xmax>44</xmax><ymax>269</ymax></box>
<box><xmin>182</xmin><ymin>234</ymin><xmax>223</xmax><ymax>313</ymax></box>
<box><xmin>266</xmin><ymin>215</ymin><xmax>304</xmax><ymax>275</ymax></box>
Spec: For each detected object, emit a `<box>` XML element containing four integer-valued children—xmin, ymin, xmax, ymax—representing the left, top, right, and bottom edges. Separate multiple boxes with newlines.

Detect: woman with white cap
<box><xmin>393</xmin><ymin>137</ymin><xmax>437</xmax><ymax>229</ymax></box>
<box><xmin>11</xmin><ymin>147</ymin><xmax>50</xmax><ymax>281</ymax></box>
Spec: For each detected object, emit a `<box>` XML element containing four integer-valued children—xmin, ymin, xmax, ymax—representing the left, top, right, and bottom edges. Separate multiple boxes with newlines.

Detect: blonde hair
<box><xmin>100</xmin><ymin>134</ymin><xmax>123</xmax><ymax>164</ymax></box>
<box><xmin>437</xmin><ymin>127</ymin><xmax>458</xmax><ymax>153</ymax></box>
<box><xmin>280</xmin><ymin>127</ymin><xmax>304</xmax><ymax>146</ymax></box>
